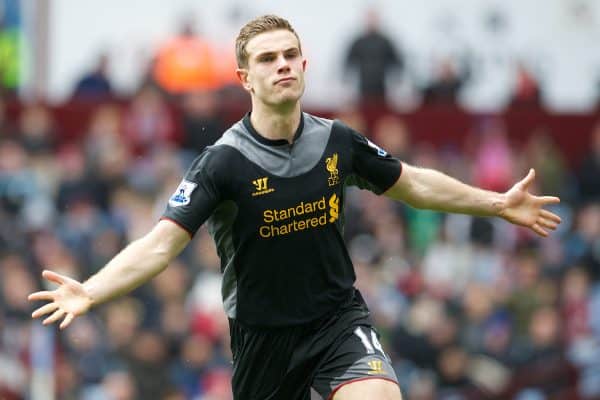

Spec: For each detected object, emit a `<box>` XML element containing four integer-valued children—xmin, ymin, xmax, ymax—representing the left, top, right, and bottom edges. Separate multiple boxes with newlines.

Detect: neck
<box><xmin>250</xmin><ymin>100</ymin><xmax>302</xmax><ymax>143</ymax></box>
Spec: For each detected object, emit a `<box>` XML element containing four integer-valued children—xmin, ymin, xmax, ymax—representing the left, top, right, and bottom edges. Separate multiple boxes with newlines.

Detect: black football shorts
<box><xmin>229</xmin><ymin>290</ymin><xmax>399</xmax><ymax>400</ymax></box>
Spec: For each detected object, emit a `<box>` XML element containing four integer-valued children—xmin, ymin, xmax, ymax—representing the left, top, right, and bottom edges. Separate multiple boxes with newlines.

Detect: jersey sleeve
<box><xmin>161</xmin><ymin>149</ymin><xmax>224</xmax><ymax>235</ymax></box>
<box><xmin>336</xmin><ymin>121</ymin><xmax>402</xmax><ymax>194</ymax></box>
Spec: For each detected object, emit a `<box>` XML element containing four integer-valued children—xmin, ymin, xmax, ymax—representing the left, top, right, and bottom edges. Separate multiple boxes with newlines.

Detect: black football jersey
<box><xmin>162</xmin><ymin>112</ymin><xmax>402</xmax><ymax>326</ymax></box>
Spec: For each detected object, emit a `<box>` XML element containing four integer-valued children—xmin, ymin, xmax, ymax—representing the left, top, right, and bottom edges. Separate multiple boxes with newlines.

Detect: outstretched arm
<box><xmin>384</xmin><ymin>164</ymin><xmax>561</xmax><ymax>237</ymax></box>
<box><xmin>28</xmin><ymin>219</ymin><xmax>191</xmax><ymax>329</ymax></box>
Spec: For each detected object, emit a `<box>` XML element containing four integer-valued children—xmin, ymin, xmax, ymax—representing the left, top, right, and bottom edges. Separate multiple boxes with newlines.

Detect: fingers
<box><xmin>531</xmin><ymin>207</ymin><xmax>561</xmax><ymax>236</ymax></box>
<box><xmin>531</xmin><ymin>223</ymin><xmax>549</xmax><ymax>237</ymax></box>
<box><xmin>42</xmin><ymin>270</ymin><xmax>67</xmax><ymax>285</ymax></box>
<box><xmin>538</xmin><ymin>218</ymin><xmax>559</xmax><ymax>231</ymax></box>
<box><xmin>28</xmin><ymin>291</ymin><xmax>55</xmax><ymax>302</ymax></box>
<box><xmin>539</xmin><ymin>196</ymin><xmax>560</xmax><ymax>205</ymax></box>
<box><xmin>519</xmin><ymin>168</ymin><xmax>536</xmax><ymax>190</ymax></box>
<box><xmin>60</xmin><ymin>313</ymin><xmax>75</xmax><ymax>330</ymax></box>
<box><xmin>541</xmin><ymin>209</ymin><xmax>562</xmax><ymax>224</ymax></box>
<box><xmin>43</xmin><ymin>309</ymin><xmax>65</xmax><ymax>326</ymax></box>
<box><xmin>32</xmin><ymin>301</ymin><xmax>78</xmax><ymax>329</ymax></box>
<box><xmin>531</xmin><ymin>213</ymin><xmax>561</xmax><ymax>237</ymax></box>
<box><xmin>32</xmin><ymin>302</ymin><xmax>59</xmax><ymax>319</ymax></box>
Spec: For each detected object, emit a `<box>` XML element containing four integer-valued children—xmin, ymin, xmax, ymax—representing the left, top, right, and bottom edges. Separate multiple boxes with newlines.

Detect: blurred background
<box><xmin>1</xmin><ymin>0</ymin><xmax>600</xmax><ymax>399</ymax></box>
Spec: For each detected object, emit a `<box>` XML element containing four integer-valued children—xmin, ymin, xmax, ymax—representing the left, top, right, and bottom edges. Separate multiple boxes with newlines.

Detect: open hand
<box><xmin>28</xmin><ymin>270</ymin><xmax>93</xmax><ymax>330</ymax></box>
<box><xmin>500</xmin><ymin>169</ymin><xmax>561</xmax><ymax>237</ymax></box>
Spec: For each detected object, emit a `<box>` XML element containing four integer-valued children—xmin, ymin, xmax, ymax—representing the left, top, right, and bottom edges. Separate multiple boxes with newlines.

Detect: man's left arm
<box><xmin>384</xmin><ymin>163</ymin><xmax>561</xmax><ymax>237</ymax></box>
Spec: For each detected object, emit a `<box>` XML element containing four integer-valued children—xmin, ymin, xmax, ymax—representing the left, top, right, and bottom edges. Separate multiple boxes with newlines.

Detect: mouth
<box><xmin>274</xmin><ymin>77</ymin><xmax>296</xmax><ymax>85</ymax></box>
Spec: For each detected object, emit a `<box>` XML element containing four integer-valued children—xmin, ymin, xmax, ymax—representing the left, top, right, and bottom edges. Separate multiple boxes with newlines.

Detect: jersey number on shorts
<box><xmin>354</xmin><ymin>327</ymin><xmax>390</xmax><ymax>361</ymax></box>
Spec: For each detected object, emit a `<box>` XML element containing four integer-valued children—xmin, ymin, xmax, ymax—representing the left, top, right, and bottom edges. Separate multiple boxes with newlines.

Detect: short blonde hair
<box><xmin>235</xmin><ymin>15</ymin><xmax>301</xmax><ymax>68</ymax></box>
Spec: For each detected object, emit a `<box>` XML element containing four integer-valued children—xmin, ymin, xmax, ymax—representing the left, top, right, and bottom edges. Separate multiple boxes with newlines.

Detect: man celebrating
<box><xmin>30</xmin><ymin>15</ymin><xmax>561</xmax><ymax>400</ymax></box>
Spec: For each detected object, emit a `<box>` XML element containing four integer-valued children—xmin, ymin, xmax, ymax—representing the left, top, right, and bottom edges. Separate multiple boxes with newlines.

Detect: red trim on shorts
<box><xmin>326</xmin><ymin>377</ymin><xmax>400</xmax><ymax>400</ymax></box>
<box><xmin>159</xmin><ymin>217</ymin><xmax>193</xmax><ymax>238</ymax></box>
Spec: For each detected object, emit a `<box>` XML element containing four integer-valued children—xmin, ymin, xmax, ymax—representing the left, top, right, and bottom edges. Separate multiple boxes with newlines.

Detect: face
<box><xmin>237</xmin><ymin>29</ymin><xmax>306</xmax><ymax>108</ymax></box>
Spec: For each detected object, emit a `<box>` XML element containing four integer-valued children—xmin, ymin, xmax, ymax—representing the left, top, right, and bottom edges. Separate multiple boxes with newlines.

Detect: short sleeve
<box><xmin>161</xmin><ymin>149</ymin><xmax>223</xmax><ymax>235</ymax></box>
<box><xmin>336</xmin><ymin>121</ymin><xmax>402</xmax><ymax>194</ymax></box>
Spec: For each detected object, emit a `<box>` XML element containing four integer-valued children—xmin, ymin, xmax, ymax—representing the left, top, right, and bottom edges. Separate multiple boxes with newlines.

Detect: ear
<box><xmin>302</xmin><ymin>58</ymin><xmax>307</xmax><ymax>71</ymax></box>
<box><xmin>236</xmin><ymin>68</ymin><xmax>252</xmax><ymax>92</ymax></box>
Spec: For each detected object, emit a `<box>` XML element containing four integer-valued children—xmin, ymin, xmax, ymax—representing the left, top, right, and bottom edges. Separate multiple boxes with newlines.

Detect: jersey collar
<box><xmin>243</xmin><ymin>112</ymin><xmax>305</xmax><ymax>146</ymax></box>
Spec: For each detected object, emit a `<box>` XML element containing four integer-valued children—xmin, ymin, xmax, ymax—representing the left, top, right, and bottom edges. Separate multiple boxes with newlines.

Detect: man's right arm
<box><xmin>30</xmin><ymin>148</ymin><xmax>224</xmax><ymax>329</ymax></box>
<box><xmin>29</xmin><ymin>219</ymin><xmax>191</xmax><ymax>329</ymax></box>
<box><xmin>84</xmin><ymin>219</ymin><xmax>191</xmax><ymax>306</ymax></box>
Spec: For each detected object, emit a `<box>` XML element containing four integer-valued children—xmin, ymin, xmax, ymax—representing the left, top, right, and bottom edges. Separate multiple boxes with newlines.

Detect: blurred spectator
<box><xmin>122</xmin><ymin>84</ymin><xmax>177</xmax><ymax>156</ymax></box>
<box><xmin>406</xmin><ymin>371</ymin><xmax>436</xmax><ymax>400</ymax></box>
<box><xmin>472</xmin><ymin>118</ymin><xmax>514</xmax><ymax>192</ymax></box>
<box><xmin>371</xmin><ymin>114</ymin><xmax>411</xmax><ymax>160</ymax></box>
<box><xmin>153</xmin><ymin>259</ymin><xmax>190</xmax><ymax>303</ymax></box>
<box><xmin>83</xmin><ymin>104</ymin><xmax>130</xmax><ymax>206</ymax></box>
<box><xmin>153</xmin><ymin>18</ymin><xmax>222</xmax><ymax>95</ymax></box>
<box><xmin>56</xmin><ymin>195</ymin><xmax>119</xmax><ymax>270</ymax></box>
<box><xmin>506</xmin><ymin>251</ymin><xmax>549</xmax><ymax>338</ymax></box>
<box><xmin>522</xmin><ymin>128</ymin><xmax>568</xmax><ymax>197</ymax></box>
<box><xmin>0</xmin><ymin>138</ymin><xmax>54</xmax><ymax>235</ymax></box>
<box><xmin>460</xmin><ymin>284</ymin><xmax>501</xmax><ymax>353</ymax></box>
<box><xmin>421</xmin><ymin>57</ymin><xmax>470</xmax><ymax>106</ymax></box>
<box><xmin>0</xmin><ymin>358</ymin><xmax>27</xmax><ymax>398</ymax></box>
<box><xmin>564</xmin><ymin>204</ymin><xmax>600</xmax><ymax>282</ymax></box>
<box><xmin>55</xmin><ymin>357</ymin><xmax>82</xmax><ymax>400</ymax></box>
<box><xmin>13</xmin><ymin>105</ymin><xmax>60</xmax><ymax>221</ymax></box>
<box><xmin>0</xmin><ymin>97</ymin><xmax>16</xmax><ymax>138</ymax></box>
<box><xmin>344</xmin><ymin>8</ymin><xmax>403</xmax><ymax>107</ymax></box>
<box><xmin>436</xmin><ymin>346</ymin><xmax>481</xmax><ymax>397</ymax></box>
<box><xmin>467</xmin><ymin>218</ymin><xmax>508</xmax><ymax>287</ymax></box>
<box><xmin>170</xmin><ymin>334</ymin><xmax>215</xmax><ymax>398</ymax></box>
<box><xmin>62</xmin><ymin>316</ymin><xmax>111</xmax><ymax>385</ymax></box>
<box><xmin>159</xmin><ymin>299</ymin><xmax>190</xmax><ymax>345</ymax></box>
<box><xmin>0</xmin><ymin>253</ymin><xmax>36</xmax><ymax>320</ymax></box>
<box><xmin>332</xmin><ymin>106</ymin><xmax>367</xmax><ymax>134</ymax></box>
<box><xmin>109</xmin><ymin>186</ymin><xmax>157</xmax><ymax>240</ymax></box>
<box><xmin>391</xmin><ymin>295</ymin><xmax>448</xmax><ymax>370</ymax></box>
<box><xmin>82</xmin><ymin>369</ymin><xmax>138</xmax><ymax>400</ymax></box>
<box><xmin>199</xmin><ymin>368</ymin><xmax>233</xmax><ymax>400</ymax></box>
<box><xmin>560</xmin><ymin>267</ymin><xmax>592</xmax><ymax>345</ymax></box>
<box><xmin>421</xmin><ymin>227</ymin><xmax>471</xmax><ymax>297</ymax></box>
<box><xmin>578</xmin><ymin>121</ymin><xmax>600</xmax><ymax>203</ymax></box>
<box><xmin>0</xmin><ymin>139</ymin><xmax>31</xmax><ymax>214</ymax></box>
<box><xmin>88</xmin><ymin>223</ymin><xmax>126</xmax><ymax>274</ymax></box>
<box><xmin>0</xmin><ymin>254</ymin><xmax>33</xmax><ymax>397</ymax></box>
<box><xmin>72</xmin><ymin>53</ymin><xmax>114</xmax><ymax>100</ymax></box>
<box><xmin>509</xmin><ymin>62</ymin><xmax>541</xmax><ymax>108</ymax></box>
<box><xmin>180</xmin><ymin>90</ymin><xmax>225</xmax><ymax>158</ymax></box>
<box><xmin>510</xmin><ymin>307</ymin><xmax>577</xmax><ymax>398</ymax></box>
<box><xmin>55</xmin><ymin>144</ymin><xmax>106</xmax><ymax>211</ymax></box>
<box><xmin>16</xmin><ymin>104</ymin><xmax>57</xmax><ymax>155</ymax></box>
<box><xmin>30</xmin><ymin>230</ymin><xmax>81</xmax><ymax>282</ymax></box>
<box><xmin>478</xmin><ymin>314</ymin><xmax>516</xmax><ymax>367</ymax></box>
<box><xmin>102</xmin><ymin>298</ymin><xmax>144</xmax><ymax>357</ymax></box>
<box><xmin>128</xmin><ymin>146</ymin><xmax>182</xmax><ymax>195</ymax></box>
<box><xmin>126</xmin><ymin>330</ymin><xmax>171</xmax><ymax>399</ymax></box>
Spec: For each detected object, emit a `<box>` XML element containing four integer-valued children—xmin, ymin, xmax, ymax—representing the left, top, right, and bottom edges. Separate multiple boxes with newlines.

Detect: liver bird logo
<box><xmin>326</xmin><ymin>153</ymin><xmax>338</xmax><ymax>172</ymax></box>
<box><xmin>326</xmin><ymin>153</ymin><xmax>339</xmax><ymax>186</ymax></box>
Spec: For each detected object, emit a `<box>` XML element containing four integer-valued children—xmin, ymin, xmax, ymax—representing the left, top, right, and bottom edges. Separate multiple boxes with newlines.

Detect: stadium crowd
<box><xmin>0</xmin><ymin>86</ymin><xmax>599</xmax><ymax>399</ymax></box>
<box><xmin>2</xmin><ymin>6</ymin><xmax>600</xmax><ymax>400</ymax></box>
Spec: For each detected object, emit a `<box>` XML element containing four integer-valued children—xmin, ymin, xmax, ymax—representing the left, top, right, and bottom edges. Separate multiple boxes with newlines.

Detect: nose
<box><xmin>276</xmin><ymin>54</ymin><xmax>291</xmax><ymax>74</ymax></box>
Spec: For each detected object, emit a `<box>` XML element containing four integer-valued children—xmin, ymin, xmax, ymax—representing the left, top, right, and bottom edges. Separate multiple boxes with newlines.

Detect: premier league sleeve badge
<box><xmin>169</xmin><ymin>180</ymin><xmax>197</xmax><ymax>207</ymax></box>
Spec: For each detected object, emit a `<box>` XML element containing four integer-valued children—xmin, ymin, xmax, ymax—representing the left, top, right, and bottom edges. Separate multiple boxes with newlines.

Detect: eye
<box><xmin>259</xmin><ymin>55</ymin><xmax>275</xmax><ymax>63</ymax></box>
